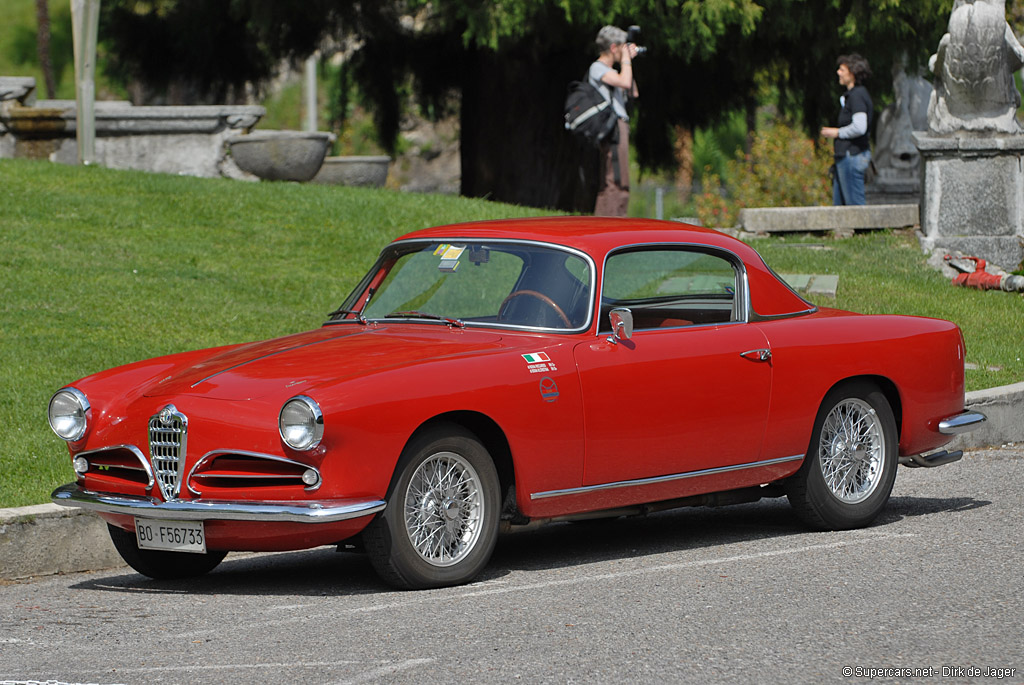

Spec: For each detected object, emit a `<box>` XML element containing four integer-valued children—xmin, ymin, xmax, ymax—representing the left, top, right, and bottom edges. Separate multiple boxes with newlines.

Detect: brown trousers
<box><xmin>594</xmin><ymin>119</ymin><xmax>630</xmax><ymax>217</ymax></box>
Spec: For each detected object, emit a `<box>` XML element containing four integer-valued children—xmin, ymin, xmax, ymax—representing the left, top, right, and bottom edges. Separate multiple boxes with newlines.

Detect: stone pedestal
<box><xmin>913</xmin><ymin>132</ymin><xmax>1024</xmax><ymax>270</ymax></box>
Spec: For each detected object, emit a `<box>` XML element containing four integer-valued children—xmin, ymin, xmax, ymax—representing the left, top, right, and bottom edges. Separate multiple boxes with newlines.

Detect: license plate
<box><xmin>135</xmin><ymin>518</ymin><xmax>207</xmax><ymax>554</ymax></box>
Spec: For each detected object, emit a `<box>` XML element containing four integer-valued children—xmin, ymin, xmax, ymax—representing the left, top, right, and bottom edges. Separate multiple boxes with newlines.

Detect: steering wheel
<box><xmin>498</xmin><ymin>290</ymin><xmax>572</xmax><ymax>327</ymax></box>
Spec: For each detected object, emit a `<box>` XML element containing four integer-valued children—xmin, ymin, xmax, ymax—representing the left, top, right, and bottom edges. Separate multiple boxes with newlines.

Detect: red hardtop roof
<box><xmin>398</xmin><ymin>216</ymin><xmax>746</xmax><ymax>255</ymax></box>
<box><xmin>394</xmin><ymin>217</ymin><xmax>813</xmax><ymax>318</ymax></box>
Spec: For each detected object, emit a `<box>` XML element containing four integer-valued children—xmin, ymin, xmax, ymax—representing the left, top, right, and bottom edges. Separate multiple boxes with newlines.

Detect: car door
<box><xmin>573</xmin><ymin>245</ymin><xmax>772</xmax><ymax>487</ymax></box>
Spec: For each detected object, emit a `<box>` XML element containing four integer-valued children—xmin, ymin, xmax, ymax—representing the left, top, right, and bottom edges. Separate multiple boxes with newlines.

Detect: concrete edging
<box><xmin>0</xmin><ymin>502</ymin><xmax>123</xmax><ymax>580</ymax></box>
<box><xmin>738</xmin><ymin>203</ymin><xmax>920</xmax><ymax>233</ymax></box>
<box><xmin>948</xmin><ymin>380</ymin><xmax>1024</xmax><ymax>450</ymax></box>
<box><xmin>2</xmin><ymin>381</ymin><xmax>1021</xmax><ymax>581</ymax></box>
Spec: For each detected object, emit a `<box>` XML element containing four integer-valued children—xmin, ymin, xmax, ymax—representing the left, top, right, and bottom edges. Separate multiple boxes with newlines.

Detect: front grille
<box><xmin>149</xmin><ymin>405</ymin><xmax>188</xmax><ymax>501</ymax></box>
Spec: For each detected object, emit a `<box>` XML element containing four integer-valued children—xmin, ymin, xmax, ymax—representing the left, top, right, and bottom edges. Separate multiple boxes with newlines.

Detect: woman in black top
<box><xmin>820</xmin><ymin>54</ymin><xmax>873</xmax><ymax>205</ymax></box>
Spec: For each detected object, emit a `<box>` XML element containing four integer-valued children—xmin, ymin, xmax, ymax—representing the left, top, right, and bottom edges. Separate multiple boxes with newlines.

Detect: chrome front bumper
<box><xmin>938</xmin><ymin>411</ymin><xmax>987</xmax><ymax>435</ymax></box>
<box><xmin>52</xmin><ymin>483</ymin><xmax>386</xmax><ymax>524</ymax></box>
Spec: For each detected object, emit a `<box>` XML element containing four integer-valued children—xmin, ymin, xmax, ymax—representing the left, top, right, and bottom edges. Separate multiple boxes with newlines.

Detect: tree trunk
<box><xmin>35</xmin><ymin>0</ymin><xmax>57</xmax><ymax>98</ymax></box>
<box><xmin>459</xmin><ymin>47</ymin><xmax>599</xmax><ymax>212</ymax></box>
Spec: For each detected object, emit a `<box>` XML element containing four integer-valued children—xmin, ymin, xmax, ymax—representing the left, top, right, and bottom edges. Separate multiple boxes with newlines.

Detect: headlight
<box><xmin>48</xmin><ymin>388</ymin><xmax>90</xmax><ymax>442</ymax></box>
<box><xmin>279</xmin><ymin>395</ymin><xmax>324</xmax><ymax>451</ymax></box>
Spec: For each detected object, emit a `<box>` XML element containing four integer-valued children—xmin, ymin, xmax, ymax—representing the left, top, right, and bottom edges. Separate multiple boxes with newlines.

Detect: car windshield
<box><xmin>329</xmin><ymin>240</ymin><xmax>594</xmax><ymax>331</ymax></box>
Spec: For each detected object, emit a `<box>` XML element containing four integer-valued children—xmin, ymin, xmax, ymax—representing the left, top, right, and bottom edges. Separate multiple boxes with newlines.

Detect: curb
<box><xmin>3</xmin><ymin>382</ymin><xmax>1022</xmax><ymax>581</ymax></box>
<box><xmin>0</xmin><ymin>503</ymin><xmax>123</xmax><ymax>579</ymax></box>
<box><xmin>948</xmin><ymin>381</ymin><xmax>1024</xmax><ymax>450</ymax></box>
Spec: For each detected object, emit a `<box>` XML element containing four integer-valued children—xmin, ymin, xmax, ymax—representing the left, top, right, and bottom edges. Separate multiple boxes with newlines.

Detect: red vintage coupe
<box><xmin>50</xmin><ymin>217</ymin><xmax>985</xmax><ymax>589</ymax></box>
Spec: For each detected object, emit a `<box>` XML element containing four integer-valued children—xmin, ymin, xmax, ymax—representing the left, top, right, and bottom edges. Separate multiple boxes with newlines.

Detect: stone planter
<box><xmin>312</xmin><ymin>155</ymin><xmax>390</xmax><ymax>187</ymax></box>
<box><xmin>225</xmin><ymin>130</ymin><xmax>335</xmax><ymax>182</ymax></box>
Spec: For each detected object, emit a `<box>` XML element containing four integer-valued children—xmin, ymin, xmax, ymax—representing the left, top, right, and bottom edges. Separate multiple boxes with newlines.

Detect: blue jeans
<box><xmin>832</xmin><ymin>150</ymin><xmax>871</xmax><ymax>206</ymax></box>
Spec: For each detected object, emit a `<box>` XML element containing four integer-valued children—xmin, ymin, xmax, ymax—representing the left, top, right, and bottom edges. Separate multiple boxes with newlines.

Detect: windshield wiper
<box><xmin>327</xmin><ymin>288</ymin><xmax>375</xmax><ymax>324</ymax></box>
<box><xmin>327</xmin><ymin>308</ymin><xmax>368</xmax><ymax>325</ymax></box>
<box><xmin>385</xmin><ymin>310</ymin><xmax>465</xmax><ymax>328</ymax></box>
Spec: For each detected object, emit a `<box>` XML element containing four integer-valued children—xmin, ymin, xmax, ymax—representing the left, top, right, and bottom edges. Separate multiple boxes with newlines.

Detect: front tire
<box><xmin>364</xmin><ymin>424</ymin><xmax>500</xmax><ymax>589</ymax></box>
<box><xmin>786</xmin><ymin>381</ymin><xmax>898</xmax><ymax>530</ymax></box>
<box><xmin>108</xmin><ymin>524</ymin><xmax>226</xmax><ymax>579</ymax></box>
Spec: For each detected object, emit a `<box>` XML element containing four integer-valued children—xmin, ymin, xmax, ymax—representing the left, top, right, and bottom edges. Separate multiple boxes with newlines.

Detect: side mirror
<box><xmin>607</xmin><ymin>308</ymin><xmax>633</xmax><ymax>344</ymax></box>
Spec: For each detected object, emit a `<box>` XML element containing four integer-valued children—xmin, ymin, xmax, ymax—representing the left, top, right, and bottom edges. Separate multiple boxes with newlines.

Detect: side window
<box><xmin>601</xmin><ymin>248</ymin><xmax>740</xmax><ymax>330</ymax></box>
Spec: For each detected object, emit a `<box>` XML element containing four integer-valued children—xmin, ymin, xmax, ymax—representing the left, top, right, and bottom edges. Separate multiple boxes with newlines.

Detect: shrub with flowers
<box><xmin>695</xmin><ymin>171</ymin><xmax>739</xmax><ymax>228</ymax></box>
<box><xmin>696</xmin><ymin>121</ymin><xmax>833</xmax><ymax>227</ymax></box>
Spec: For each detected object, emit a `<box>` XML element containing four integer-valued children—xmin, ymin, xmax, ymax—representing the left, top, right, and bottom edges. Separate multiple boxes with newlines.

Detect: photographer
<box><xmin>590</xmin><ymin>25</ymin><xmax>640</xmax><ymax>216</ymax></box>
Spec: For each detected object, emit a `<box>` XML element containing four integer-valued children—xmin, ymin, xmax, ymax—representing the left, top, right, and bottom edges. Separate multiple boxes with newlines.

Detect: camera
<box><xmin>626</xmin><ymin>25</ymin><xmax>648</xmax><ymax>55</ymax></box>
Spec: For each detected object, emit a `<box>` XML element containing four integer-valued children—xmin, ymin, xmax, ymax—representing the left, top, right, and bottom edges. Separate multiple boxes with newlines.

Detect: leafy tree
<box><xmin>94</xmin><ymin>0</ymin><xmax>954</xmax><ymax>210</ymax></box>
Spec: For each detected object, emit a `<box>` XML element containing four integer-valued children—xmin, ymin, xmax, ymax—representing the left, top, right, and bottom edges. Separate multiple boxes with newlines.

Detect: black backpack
<box><xmin>564</xmin><ymin>79</ymin><xmax>618</xmax><ymax>148</ymax></box>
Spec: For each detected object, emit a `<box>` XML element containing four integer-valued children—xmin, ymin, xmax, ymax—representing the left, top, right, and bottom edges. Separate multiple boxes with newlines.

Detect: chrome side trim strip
<box><xmin>938</xmin><ymin>411</ymin><xmax>987</xmax><ymax>435</ymax></box>
<box><xmin>76</xmin><ymin>444</ymin><xmax>155</xmax><ymax>490</ymax></box>
<box><xmin>529</xmin><ymin>454</ymin><xmax>804</xmax><ymax>500</ymax></box>
<box><xmin>51</xmin><ymin>483</ymin><xmax>385</xmax><ymax>524</ymax></box>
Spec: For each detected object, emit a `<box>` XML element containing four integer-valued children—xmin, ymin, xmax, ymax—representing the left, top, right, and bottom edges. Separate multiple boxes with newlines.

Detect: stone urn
<box><xmin>312</xmin><ymin>155</ymin><xmax>391</xmax><ymax>187</ymax></box>
<box><xmin>225</xmin><ymin>130</ymin><xmax>335</xmax><ymax>182</ymax></box>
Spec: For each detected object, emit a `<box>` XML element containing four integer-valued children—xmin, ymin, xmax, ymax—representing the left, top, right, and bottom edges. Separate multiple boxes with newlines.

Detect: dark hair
<box><xmin>837</xmin><ymin>53</ymin><xmax>871</xmax><ymax>85</ymax></box>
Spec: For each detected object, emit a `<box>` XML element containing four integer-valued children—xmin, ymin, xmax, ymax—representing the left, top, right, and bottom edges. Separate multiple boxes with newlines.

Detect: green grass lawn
<box><xmin>0</xmin><ymin>159</ymin><xmax>547</xmax><ymax>508</ymax></box>
<box><xmin>749</xmin><ymin>233</ymin><xmax>1024</xmax><ymax>392</ymax></box>
<box><xmin>1</xmin><ymin>158</ymin><xmax>1021</xmax><ymax>508</ymax></box>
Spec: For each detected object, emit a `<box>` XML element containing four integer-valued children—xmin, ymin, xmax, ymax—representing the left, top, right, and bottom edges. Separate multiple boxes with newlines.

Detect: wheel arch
<box><xmin>407</xmin><ymin>411</ymin><xmax>515</xmax><ymax>504</ymax></box>
<box><xmin>822</xmin><ymin>375</ymin><xmax>903</xmax><ymax>441</ymax></box>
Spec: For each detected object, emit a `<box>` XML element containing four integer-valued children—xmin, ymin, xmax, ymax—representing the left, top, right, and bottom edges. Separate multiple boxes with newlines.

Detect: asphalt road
<box><xmin>1</xmin><ymin>445</ymin><xmax>1021</xmax><ymax>685</ymax></box>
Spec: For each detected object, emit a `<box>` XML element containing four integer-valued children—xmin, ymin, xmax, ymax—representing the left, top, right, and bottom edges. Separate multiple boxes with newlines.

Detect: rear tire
<box><xmin>364</xmin><ymin>424</ymin><xmax>500</xmax><ymax>589</ymax></box>
<box><xmin>108</xmin><ymin>524</ymin><xmax>226</xmax><ymax>579</ymax></box>
<box><xmin>786</xmin><ymin>381</ymin><xmax>898</xmax><ymax>530</ymax></box>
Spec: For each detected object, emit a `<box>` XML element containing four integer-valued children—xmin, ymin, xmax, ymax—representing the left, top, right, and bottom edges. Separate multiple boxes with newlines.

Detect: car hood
<box><xmin>142</xmin><ymin>324</ymin><xmax>504</xmax><ymax>401</ymax></box>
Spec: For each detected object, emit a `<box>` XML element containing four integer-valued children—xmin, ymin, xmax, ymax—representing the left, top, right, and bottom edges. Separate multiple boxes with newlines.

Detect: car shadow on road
<box><xmin>69</xmin><ymin>498</ymin><xmax>803</xmax><ymax>597</ymax></box>
<box><xmin>69</xmin><ymin>493</ymin><xmax>990</xmax><ymax>597</ymax></box>
<box><xmin>878</xmin><ymin>494</ymin><xmax>991</xmax><ymax>524</ymax></box>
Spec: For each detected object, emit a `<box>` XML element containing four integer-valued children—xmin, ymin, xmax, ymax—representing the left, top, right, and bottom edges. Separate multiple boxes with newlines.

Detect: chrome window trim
<box><xmin>757</xmin><ymin>260</ymin><xmax>818</xmax><ymax>320</ymax></box>
<box><xmin>52</xmin><ymin>483</ymin><xmax>385</xmax><ymax>524</ymax></box>
<box><xmin>627</xmin><ymin>319</ymin><xmax>748</xmax><ymax>334</ymax></box>
<box><xmin>598</xmin><ymin>242</ymin><xmax>752</xmax><ymax>330</ymax></box>
<box><xmin>529</xmin><ymin>454</ymin><xmax>804</xmax><ymax>500</ymax></box>
<box><xmin>326</xmin><ymin>237</ymin><xmax>598</xmax><ymax>334</ymax></box>
<box><xmin>75</xmin><ymin>444</ymin><xmax>155</xmax><ymax>490</ymax></box>
<box><xmin>749</xmin><ymin>307</ymin><xmax>818</xmax><ymax>323</ymax></box>
<box><xmin>187</xmin><ymin>449</ymin><xmax>323</xmax><ymax>496</ymax></box>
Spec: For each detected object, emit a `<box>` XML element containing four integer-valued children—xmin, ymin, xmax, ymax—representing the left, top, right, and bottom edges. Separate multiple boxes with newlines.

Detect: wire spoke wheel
<box><xmin>403</xmin><ymin>451</ymin><xmax>485</xmax><ymax>567</ymax></box>
<box><xmin>817</xmin><ymin>398</ymin><xmax>885</xmax><ymax>504</ymax></box>
<box><xmin>785</xmin><ymin>381</ymin><xmax>898</xmax><ymax>531</ymax></box>
<box><xmin>364</xmin><ymin>423</ymin><xmax>500</xmax><ymax>589</ymax></box>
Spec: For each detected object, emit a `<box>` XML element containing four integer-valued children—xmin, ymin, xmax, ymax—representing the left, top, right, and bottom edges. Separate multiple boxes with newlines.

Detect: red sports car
<box><xmin>50</xmin><ymin>217</ymin><xmax>985</xmax><ymax>589</ymax></box>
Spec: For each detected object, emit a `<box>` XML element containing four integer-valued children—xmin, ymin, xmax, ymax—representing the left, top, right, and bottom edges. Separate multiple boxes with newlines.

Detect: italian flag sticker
<box><xmin>522</xmin><ymin>352</ymin><xmax>551</xmax><ymax>363</ymax></box>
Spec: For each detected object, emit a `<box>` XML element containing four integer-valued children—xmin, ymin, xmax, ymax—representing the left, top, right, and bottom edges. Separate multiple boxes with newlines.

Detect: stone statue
<box><xmin>874</xmin><ymin>67</ymin><xmax>932</xmax><ymax>180</ymax></box>
<box><xmin>927</xmin><ymin>0</ymin><xmax>1024</xmax><ymax>135</ymax></box>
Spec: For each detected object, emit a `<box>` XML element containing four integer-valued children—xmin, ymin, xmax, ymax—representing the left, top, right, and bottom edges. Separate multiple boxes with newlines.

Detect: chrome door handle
<box><xmin>740</xmin><ymin>349</ymin><xmax>771</xmax><ymax>362</ymax></box>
